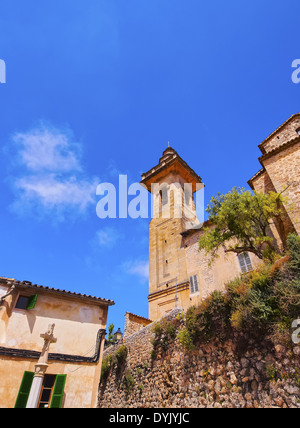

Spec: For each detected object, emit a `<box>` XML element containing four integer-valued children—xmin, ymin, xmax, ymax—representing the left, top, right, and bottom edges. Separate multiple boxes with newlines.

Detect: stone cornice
<box><xmin>148</xmin><ymin>281</ymin><xmax>189</xmax><ymax>302</ymax></box>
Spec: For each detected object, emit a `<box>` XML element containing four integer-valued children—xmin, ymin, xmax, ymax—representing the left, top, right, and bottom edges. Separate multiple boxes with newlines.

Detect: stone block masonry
<box><xmin>124</xmin><ymin>312</ymin><xmax>152</xmax><ymax>339</ymax></box>
<box><xmin>249</xmin><ymin>113</ymin><xmax>300</xmax><ymax>242</ymax></box>
<box><xmin>98</xmin><ymin>309</ymin><xmax>300</xmax><ymax>408</ymax></box>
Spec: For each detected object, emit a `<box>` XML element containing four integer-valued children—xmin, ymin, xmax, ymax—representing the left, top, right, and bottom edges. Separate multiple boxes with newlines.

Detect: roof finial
<box><xmin>168</xmin><ymin>141</ymin><xmax>170</xmax><ymax>147</ymax></box>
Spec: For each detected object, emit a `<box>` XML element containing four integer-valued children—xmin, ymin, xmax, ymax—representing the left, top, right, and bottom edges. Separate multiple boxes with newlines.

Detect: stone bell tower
<box><xmin>140</xmin><ymin>147</ymin><xmax>203</xmax><ymax>321</ymax></box>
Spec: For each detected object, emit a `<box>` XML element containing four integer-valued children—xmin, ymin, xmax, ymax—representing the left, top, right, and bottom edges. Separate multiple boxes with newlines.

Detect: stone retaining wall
<box><xmin>98</xmin><ymin>309</ymin><xmax>300</xmax><ymax>408</ymax></box>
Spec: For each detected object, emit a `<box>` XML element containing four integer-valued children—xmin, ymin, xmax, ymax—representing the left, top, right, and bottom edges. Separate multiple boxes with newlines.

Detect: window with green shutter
<box><xmin>38</xmin><ymin>374</ymin><xmax>56</xmax><ymax>408</ymax></box>
<box><xmin>14</xmin><ymin>371</ymin><xmax>34</xmax><ymax>408</ymax></box>
<box><xmin>49</xmin><ymin>374</ymin><xmax>67</xmax><ymax>408</ymax></box>
<box><xmin>15</xmin><ymin>294</ymin><xmax>38</xmax><ymax>310</ymax></box>
<box><xmin>26</xmin><ymin>294</ymin><xmax>38</xmax><ymax>310</ymax></box>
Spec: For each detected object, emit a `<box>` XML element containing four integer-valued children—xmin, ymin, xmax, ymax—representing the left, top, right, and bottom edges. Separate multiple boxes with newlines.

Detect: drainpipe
<box><xmin>0</xmin><ymin>284</ymin><xmax>16</xmax><ymax>306</ymax></box>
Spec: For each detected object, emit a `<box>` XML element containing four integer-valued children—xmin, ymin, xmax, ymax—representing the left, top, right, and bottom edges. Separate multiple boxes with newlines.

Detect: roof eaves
<box><xmin>258</xmin><ymin>135</ymin><xmax>300</xmax><ymax>165</ymax></box>
<box><xmin>0</xmin><ymin>277</ymin><xmax>115</xmax><ymax>306</ymax></box>
<box><xmin>258</xmin><ymin>113</ymin><xmax>300</xmax><ymax>153</ymax></box>
<box><xmin>247</xmin><ymin>168</ymin><xmax>266</xmax><ymax>189</ymax></box>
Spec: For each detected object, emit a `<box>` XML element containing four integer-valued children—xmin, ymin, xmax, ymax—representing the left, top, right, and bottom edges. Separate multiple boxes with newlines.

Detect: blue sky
<box><xmin>0</xmin><ymin>0</ymin><xmax>299</xmax><ymax>334</ymax></box>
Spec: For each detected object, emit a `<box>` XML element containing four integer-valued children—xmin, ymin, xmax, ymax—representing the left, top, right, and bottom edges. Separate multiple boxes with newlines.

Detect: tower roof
<box><xmin>140</xmin><ymin>146</ymin><xmax>202</xmax><ymax>193</ymax></box>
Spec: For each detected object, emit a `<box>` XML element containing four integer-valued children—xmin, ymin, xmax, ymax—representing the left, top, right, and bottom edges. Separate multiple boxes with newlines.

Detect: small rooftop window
<box><xmin>296</xmin><ymin>128</ymin><xmax>300</xmax><ymax>136</ymax></box>
<box><xmin>15</xmin><ymin>294</ymin><xmax>38</xmax><ymax>310</ymax></box>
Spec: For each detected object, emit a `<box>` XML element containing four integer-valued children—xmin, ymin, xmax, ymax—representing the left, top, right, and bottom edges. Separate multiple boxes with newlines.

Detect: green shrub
<box><xmin>273</xmin><ymin>235</ymin><xmax>300</xmax><ymax>321</ymax></box>
<box><xmin>150</xmin><ymin>234</ymin><xmax>300</xmax><ymax>353</ymax></box>
<box><xmin>197</xmin><ymin>290</ymin><xmax>231</xmax><ymax>341</ymax></box>
<box><xmin>150</xmin><ymin>349</ymin><xmax>156</xmax><ymax>360</ymax></box>
<box><xmin>151</xmin><ymin>318</ymin><xmax>181</xmax><ymax>356</ymax></box>
<box><xmin>151</xmin><ymin>321</ymin><xmax>163</xmax><ymax>336</ymax></box>
<box><xmin>183</xmin><ymin>234</ymin><xmax>300</xmax><ymax>350</ymax></box>
<box><xmin>101</xmin><ymin>355</ymin><xmax>113</xmax><ymax>382</ymax></box>
<box><xmin>122</xmin><ymin>369</ymin><xmax>135</xmax><ymax>392</ymax></box>
<box><xmin>177</xmin><ymin>326</ymin><xmax>195</xmax><ymax>352</ymax></box>
<box><xmin>178</xmin><ymin>291</ymin><xmax>231</xmax><ymax>347</ymax></box>
<box><xmin>164</xmin><ymin>320</ymin><xmax>177</xmax><ymax>339</ymax></box>
<box><xmin>115</xmin><ymin>345</ymin><xmax>128</xmax><ymax>363</ymax></box>
<box><xmin>287</xmin><ymin>234</ymin><xmax>300</xmax><ymax>275</ymax></box>
<box><xmin>265</xmin><ymin>364</ymin><xmax>278</xmax><ymax>382</ymax></box>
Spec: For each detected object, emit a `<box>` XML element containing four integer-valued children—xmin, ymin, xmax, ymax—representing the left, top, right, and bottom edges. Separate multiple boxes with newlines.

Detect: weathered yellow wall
<box><xmin>2</xmin><ymin>292</ymin><xmax>102</xmax><ymax>354</ymax></box>
<box><xmin>0</xmin><ymin>355</ymin><xmax>103</xmax><ymax>408</ymax></box>
<box><xmin>183</xmin><ymin>231</ymin><xmax>260</xmax><ymax>299</ymax></box>
<box><xmin>148</xmin><ymin>229</ymin><xmax>261</xmax><ymax>321</ymax></box>
<box><xmin>0</xmin><ymin>286</ymin><xmax>108</xmax><ymax>408</ymax></box>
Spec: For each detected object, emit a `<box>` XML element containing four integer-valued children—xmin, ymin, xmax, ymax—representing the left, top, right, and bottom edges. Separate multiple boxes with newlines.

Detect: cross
<box><xmin>26</xmin><ymin>324</ymin><xmax>58</xmax><ymax>408</ymax></box>
<box><xmin>38</xmin><ymin>323</ymin><xmax>57</xmax><ymax>365</ymax></box>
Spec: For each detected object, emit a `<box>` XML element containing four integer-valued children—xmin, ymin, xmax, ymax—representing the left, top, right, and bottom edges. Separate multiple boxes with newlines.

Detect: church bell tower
<box><xmin>140</xmin><ymin>147</ymin><xmax>203</xmax><ymax>321</ymax></box>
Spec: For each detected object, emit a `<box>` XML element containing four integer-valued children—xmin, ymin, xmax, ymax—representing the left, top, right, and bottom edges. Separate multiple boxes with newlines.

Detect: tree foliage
<box><xmin>107</xmin><ymin>323</ymin><xmax>115</xmax><ymax>344</ymax></box>
<box><xmin>198</xmin><ymin>187</ymin><xmax>286</xmax><ymax>261</ymax></box>
<box><xmin>179</xmin><ymin>234</ymin><xmax>300</xmax><ymax>350</ymax></box>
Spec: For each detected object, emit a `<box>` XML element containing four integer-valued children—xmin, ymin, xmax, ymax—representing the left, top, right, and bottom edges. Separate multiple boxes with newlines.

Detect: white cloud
<box><xmin>7</xmin><ymin>122</ymin><xmax>99</xmax><ymax>220</ymax></box>
<box><xmin>14</xmin><ymin>174</ymin><xmax>97</xmax><ymax>212</ymax></box>
<box><xmin>12</xmin><ymin>125</ymin><xmax>82</xmax><ymax>173</ymax></box>
<box><xmin>95</xmin><ymin>227</ymin><xmax>123</xmax><ymax>248</ymax></box>
<box><xmin>123</xmin><ymin>260</ymin><xmax>149</xmax><ymax>282</ymax></box>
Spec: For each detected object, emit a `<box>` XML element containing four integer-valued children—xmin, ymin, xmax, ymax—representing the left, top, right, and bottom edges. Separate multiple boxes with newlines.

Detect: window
<box><xmin>38</xmin><ymin>375</ymin><xmax>56</xmax><ymax>408</ymax></box>
<box><xmin>189</xmin><ymin>275</ymin><xmax>199</xmax><ymax>295</ymax></box>
<box><xmin>238</xmin><ymin>252</ymin><xmax>253</xmax><ymax>274</ymax></box>
<box><xmin>185</xmin><ymin>189</ymin><xmax>191</xmax><ymax>206</ymax></box>
<box><xmin>45</xmin><ymin>375</ymin><xmax>67</xmax><ymax>408</ymax></box>
<box><xmin>160</xmin><ymin>187</ymin><xmax>169</xmax><ymax>206</ymax></box>
<box><xmin>15</xmin><ymin>372</ymin><xmax>67</xmax><ymax>408</ymax></box>
<box><xmin>296</xmin><ymin>128</ymin><xmax>300</xmax><ymax>136</ymax></box>
<box><xmin>15</xmin><ymin>294</ymin><xmax>38</xmax><ymax>310</ymax></box>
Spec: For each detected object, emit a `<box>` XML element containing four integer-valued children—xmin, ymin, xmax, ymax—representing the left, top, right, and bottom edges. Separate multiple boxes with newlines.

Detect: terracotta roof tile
<box><xmin>0</xmin><ymin>277</ymin><xmax>115</xmax><ymax>306</ymax></box>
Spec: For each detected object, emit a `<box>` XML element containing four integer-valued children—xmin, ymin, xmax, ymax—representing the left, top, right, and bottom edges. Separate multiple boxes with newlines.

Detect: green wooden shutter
<box><xmin>14</xmin><ymin>371</ymin><xmax>34</xmax><ymax>408</ymax></box>
<box><xmin>50</xmin><ymin>374</ymin><xmax>67</xmax><ymax>408</ymax></box>
<box><xmin>26</xmin><ymin>294</ymin><xmax>38</xmax><ymax>310</ymax></box>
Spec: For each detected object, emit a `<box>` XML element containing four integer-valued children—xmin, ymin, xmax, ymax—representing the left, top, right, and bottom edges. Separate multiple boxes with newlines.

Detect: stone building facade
<box><xmin>140</xmin><ymin>147</ymin><xmax>260</xmax><ymax>321</ymax></box>
<box><xmin>248</xmin><ymin>113</ymin><xmax>300</xmax><ymax>243</ymax></box>
<box><xmin>140</xmin><ymin>114</ymin><xmax>300</xmax><ymax>322</ymax></box>
<box><xmin>124</xmin><ymin>312</ymin><xmax>152</xmax><ymax>339</ymax></box>
<box><xmin>99</xmin><ymin>309</ymin><xmax>300</xmax><ymax>408</ymax></box>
